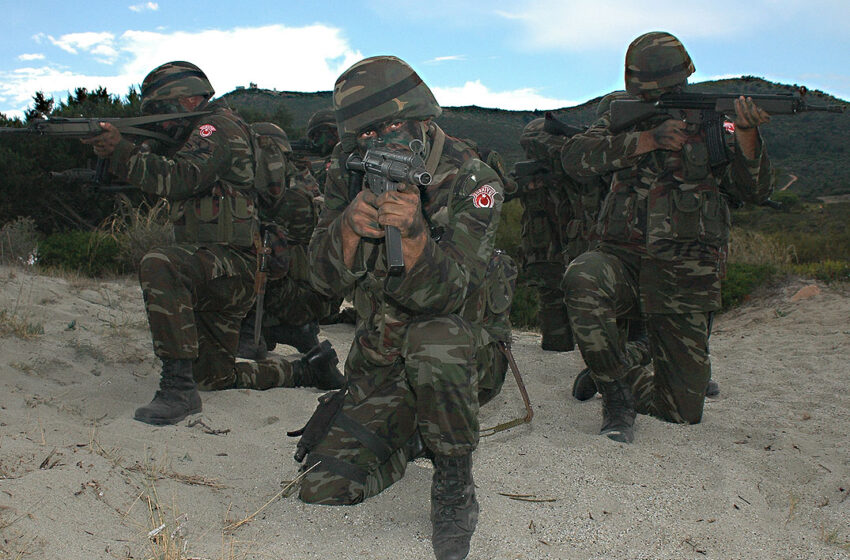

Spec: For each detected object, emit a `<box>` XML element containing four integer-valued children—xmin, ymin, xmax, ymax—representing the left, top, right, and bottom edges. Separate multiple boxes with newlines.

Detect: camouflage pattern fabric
<box><xmin>299</xmin><ymin>317</ymin><xmax>507</xmax><ymax>505</ymax></box>
<box><xmin>139</xmin><ymin>61</ymin><xmax>214</xmax><ymax>114</ymax></box>
<box><xmin>624</xmin><ymin>32</ymin><xmax>695</xmax><ymax>97</ymax></box>
<box><xmin>300</xmin><ymin>121</ymin><xmax>509</xmax><ymax>504</ymax></box>
<box><xmin>560</xmin><ymin>92</ymin><xmax>773</xmax><ymax>423</ymax></box>
<box><xmin>106</xmin><ymin>100</ymin><xmax>261</xmax><ymax>391</ymax></box>
<box><xmin>516</xmin><ymin>118</ymin><xmax>573</xmax><ymax>346</ymax></box>
<box><xmin>139</xmin><ymin>243</ymin><xmax>255</xmax><ymax>391</ymax></box>
<box><xmin>563</xmin><ymin>247</ymin><xmax>709</xmax><ymax>423</ymax></box>
<box><xmin>234</xmin><ymin>353</ymin><xmax>303</xmax><ymax>389</ymax></box>
<box><xmin>109</xmin><ymin>101</ymin><xmax>259</xmax><ymax>248</ymax></box>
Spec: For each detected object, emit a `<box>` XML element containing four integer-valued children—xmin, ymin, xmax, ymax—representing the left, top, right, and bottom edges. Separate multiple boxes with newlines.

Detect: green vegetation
<box><xmin>38</xmin><ymin>230</ymin><xmax>122</xmax><ymax>276</ymax></box>
<box><xmin>0</xmin><ymin>77</ymin><xmax>845</xmax><ymax>328</ymax></box>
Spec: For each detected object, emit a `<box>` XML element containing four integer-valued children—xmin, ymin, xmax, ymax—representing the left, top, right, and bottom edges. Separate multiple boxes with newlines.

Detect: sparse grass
<box><xmin>822</xmin><ymin>526</ymin><xmax>850</xmax><ymax>550</ymax></box>
<box><xmin>0</xmin><ymin>310</ymin><xmax>44</xmax><ymax>338</ymax></box>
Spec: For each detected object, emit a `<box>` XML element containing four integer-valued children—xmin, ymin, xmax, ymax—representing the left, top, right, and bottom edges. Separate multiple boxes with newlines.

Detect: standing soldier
<box><xmin>84</xmin><ymin>62</ymin><xmax>340</xmax><ymax>426</ymax></box>
<box><xmin>561</xmin><ymin>32</ymin><xmax>773</xmax><ymax>443</ymax></box>
<box><xmin>513</xmin><ymin>117</ymin><xmax>575</xmax><ymax>351</ymax></box>
<box><xmin>297</xmin><ymin>56</ymin><xmax>514</xmax><ymax>560</ymax></box>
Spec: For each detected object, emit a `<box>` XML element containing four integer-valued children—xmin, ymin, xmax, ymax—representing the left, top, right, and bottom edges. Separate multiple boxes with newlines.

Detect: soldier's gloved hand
<box><xmin>647</xmin><ymin>118</ymin><xmax>688</xmax><ymax>151</ymax></box>
<box><xmin>342</xmin><ymin>188</ymin><xmax>383</xmax><ymax>240</ymax></box>
<box><xmin>377</xmin><ymin>183</ymin><xmax>427</xmax><ymax>240</ymax></box>
<box><xmin>81</xmin><ymin>122</ymin><xmax>122</xmax><ymax>158</ymax></box>
<box><xmin>733</xmin><ymin>96</ymin><xmax>770</xmax><ymax>131</ymax></box>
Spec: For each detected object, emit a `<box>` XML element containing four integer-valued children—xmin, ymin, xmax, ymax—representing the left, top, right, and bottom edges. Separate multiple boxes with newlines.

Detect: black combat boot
<box><xmin>134</xmin><ymin>359</ymin><xmax>202</xmax><ymax>426</ymax></box>
<box><xmin>235</xmin><ymin>313</ymin><xmax>268</xmax><ymax>360</ymax></box>
<box><xmin>706</xmin><ymin>379</ymin><xmax>720</xmax><ymax>397</ymax></box>
<box><xmin>597</xmin><ymin>379</ymin><xmax>636</xmax><ymax>443</ymax></box>
<box><xmin>294</xmin><ymin>340</ymin><xmax>346</xmax><ymax>390</ymax></box>
<box><xmin>431</xmin><ymin>453</ymin><xmax>478</xmax><ymax>560</ymax></box>
<box><xmin>265</xmin><ymin>321</ymin><xmax>320</xmax><ymax>354</ymax></box>
<box><xmin>571</xmin><ymin>367</ymin><xmax>598</xmax><ymax>401</ymax></box>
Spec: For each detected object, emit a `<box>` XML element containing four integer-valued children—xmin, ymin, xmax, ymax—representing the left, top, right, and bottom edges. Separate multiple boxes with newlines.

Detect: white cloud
<box><xmin>0</xmin><ymin>24</ymin><xmax>362</xmax><ymax>116</ymax></box>
<box><xmin>18</xmin><ymin>54</ymin><xmax>45</xmax><ymax>61</ymax></box>
<box><xmin>432</xmin><ymin>80</ymin><xmax>577</xmax><ymax>110</ymax></box>
<box><xmin>425</xmin><ymin>55</ymin><xmax>467</xmax><ymax>64</ymax></box>
<box><xmin>496</xmin><ymin>0</ymin><xmax>753</xmax><ymax>51</ymax></box>
<box><xmin>129</xmin><ymin>2</ymin><xmax>159</xmax><ymax>12</ymax></box>
<box><xmin>48</xmin><ymin>32</ymin><xmax>116</xmax><ymax>59</ymax></box>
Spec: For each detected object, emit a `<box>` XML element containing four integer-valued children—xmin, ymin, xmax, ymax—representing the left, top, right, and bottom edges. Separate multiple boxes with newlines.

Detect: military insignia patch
<box><xmin>470</xmin><ymin>184</ymin><xmax>496</xmax><ymax>209</ymax></box>
<box><xmin>723</xmin><ymin>121</ymin><xmax>735</xmax><ymax>134</ymax></box>
<box><xmin>198</xmin><ymin>124</ymin><xmax>217</xmax><ymax>138</ymax></box>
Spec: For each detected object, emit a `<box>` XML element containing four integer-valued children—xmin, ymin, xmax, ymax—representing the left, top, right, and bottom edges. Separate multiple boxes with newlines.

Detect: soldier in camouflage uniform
<box><xmin>233</xmin><ymin>122</ymin><xmax>345</xmax><ymax>390</ymax></box>
<box><xmin>84</xmin><ymin>62</ymin><xmax>341</xmax><ymax>425</ymax></box>
<box><xmin>513</xmin><ymin>118</ymin><xmax>574</xmax><ymax>351</ymax></box>
<box><xmin>560</xmin><ymin>32</ymin><xmax>773</xmax><ymax>443</ymax></box>
<box><xmin>297</xmin><ymin>56</ymin><xmax>514</xmax><ymax>560</ymax></box>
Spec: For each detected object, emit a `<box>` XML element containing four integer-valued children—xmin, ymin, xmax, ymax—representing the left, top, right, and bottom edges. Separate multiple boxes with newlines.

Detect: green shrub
<box><xmin>38</xmin><ymin>230</ymin><xmax>123</xmax><ymax>276</ymax></box>
<box><xmin>789</xmin><ymin>260</ymin><xmax>850</xmax><ymax>283</ymax></box>
<box><xmin>722</xmin><ymin>262</ymin><xmax>776</xmax><ymax>310</ymax></box>
<box><xmin>509</xmin><ymin>284</ymin><xmax>539</xmax><ymax>330</ymax></box>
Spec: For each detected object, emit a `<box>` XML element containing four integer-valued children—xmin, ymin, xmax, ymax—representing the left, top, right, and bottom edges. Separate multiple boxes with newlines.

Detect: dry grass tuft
<box><xmin>104</xmin><ymin>196</ymin><xmax>173</xmax><ymax>271</ymax></box>
<box><xmin>729</xmin><ymin>227</ymin><xmax>796</xmax><ymax>266</ymax></box>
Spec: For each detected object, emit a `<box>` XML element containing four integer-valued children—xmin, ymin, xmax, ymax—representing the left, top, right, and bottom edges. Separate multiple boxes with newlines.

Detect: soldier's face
<box><xmin>356</xmin><ymin>120</ymin><xmax>424</xmax><ymax>154</ymax></box>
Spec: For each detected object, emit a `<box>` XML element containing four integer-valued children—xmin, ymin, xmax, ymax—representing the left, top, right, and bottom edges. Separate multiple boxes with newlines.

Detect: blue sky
<box><xmin>2</xmin><ymin>0</ymin><xmax>848</xmax><ymax>119</ymax></box>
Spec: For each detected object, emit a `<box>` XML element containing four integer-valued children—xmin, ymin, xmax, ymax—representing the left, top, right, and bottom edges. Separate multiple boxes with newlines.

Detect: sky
<box><xmin>2</xmin><ymin>0</ymin><xmax>849</xmax><ymax>119</ymax></box>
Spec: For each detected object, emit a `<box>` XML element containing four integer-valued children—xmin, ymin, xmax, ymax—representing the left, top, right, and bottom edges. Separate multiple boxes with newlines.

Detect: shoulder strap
<box><xmin>425</xmin><ymin>124</ymin><xmax>446</xmax><ymax>176</ymax></box>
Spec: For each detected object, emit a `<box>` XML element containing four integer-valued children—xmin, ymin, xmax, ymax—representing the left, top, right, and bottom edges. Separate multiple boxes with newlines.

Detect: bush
<box><xmin>38</xmin><ymin>230</ymin><xmax>122</xmax><ymax>276</ymax></box>
<box><xmin>722</xmin><ymin>262</ymin><xmax>776</xmax><ymax>310</ymax></box>
<box><xmin>0</xmin><ymin>216</ymin><xmax>40</xmax><ymax>265</ymax></box>
<box><xmin>509</xmin><ymin>284</ymin><xmax>539</xmax><ymax>330</ymax></box>
<box><xmin>789</xmin><ymin>260</ymin><xmax>850</xmax><ymax>283</ymax></box>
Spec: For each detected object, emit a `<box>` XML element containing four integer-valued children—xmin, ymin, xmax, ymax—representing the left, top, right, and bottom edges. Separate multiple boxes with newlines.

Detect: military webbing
<box><xmin>334</xmin><ymin>412</ymin><xmax>394</xmax><ymax>463</ymax></box>
<box><xmin>425</xmin><ymin>125</ymin><xmax>446</xmax><ymax>176</ymax></box>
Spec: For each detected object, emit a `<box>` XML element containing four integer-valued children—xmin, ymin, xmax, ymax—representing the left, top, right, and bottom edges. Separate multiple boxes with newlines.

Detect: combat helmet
<box><xmin>596</xmin><ymin>90</ymin><xmax>631</xmax><ymax>117</ymax></box>
<box><xmin>140</xmin><ymin>61</ymin><xmax>215</xmax><ymax>114</ymax></box>
<box><xmin>306</xmin><ymin>110</ymin><xmax>337</xmax><ymax>140</ymax></box>
<box><xmin>624</xmin><ymin>32</ymin><xmax>694</xmax><ymax>97</ymax></box>
<box><xmin>519</xmin><ymin>117</ymin><xmax>569</xmax><ymax>163</ymax></box>
<box><xmin>251</xmin><ymin>122</ymin><xmax>292</xmax><ymax>153</ymax></box>
<box><xmin>333</xmin><ymin>56</ymin><xmax>441</xmax><ymax>143</ymax></box>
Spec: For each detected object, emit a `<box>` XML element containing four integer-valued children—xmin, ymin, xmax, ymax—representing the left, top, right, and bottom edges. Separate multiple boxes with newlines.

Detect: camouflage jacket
<box><xmin>109</xmin><ymin>101</ymin><xmax>258</xmax><ymax>247</ymax></box>
<box><xmin>309</xmin><ymin>122</ymin><xmax>505</xmax><ymax>365</ymax></box>
<box><xmin>561</xmin><ymin>111</ymin><xmax>773</xmax><ymax>313</ymax></box>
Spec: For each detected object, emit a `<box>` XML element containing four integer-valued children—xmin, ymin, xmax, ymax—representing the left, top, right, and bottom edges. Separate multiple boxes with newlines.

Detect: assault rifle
<box><xmin>49</xmin><ymin>161</ymin><xmax>136</xmax><ymax>193</ymax></box>
<box><xmin>345</xmin><ymin>139</ymin><xmax>432</xmax><ymax>274</ymax></box>
<box><xmin>609</xmin><ymin>89</ymin><xmax>845</xmax><ymax>166</ymax></box>
<box><xmin>1</xmin><ymin>111</ymin><xmax>211</xmax><ymax>189</ymax></box>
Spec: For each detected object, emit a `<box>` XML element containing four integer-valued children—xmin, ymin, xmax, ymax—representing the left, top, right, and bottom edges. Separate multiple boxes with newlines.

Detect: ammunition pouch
<box><xmin>171</xmin><ymin>187</ymin><xmax>259</xmax><ymax>247</ymax></box>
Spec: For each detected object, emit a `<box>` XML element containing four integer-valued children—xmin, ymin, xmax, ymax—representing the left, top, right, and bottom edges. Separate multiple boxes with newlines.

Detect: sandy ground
<box><xmin>0</xmin><ymin>264</ymin><xmax>848</xmax><ymax>560</ymax></box>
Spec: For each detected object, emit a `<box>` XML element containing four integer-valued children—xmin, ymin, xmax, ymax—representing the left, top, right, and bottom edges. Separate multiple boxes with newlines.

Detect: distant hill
<box><xmin>223</xmin><ymin>77</ymin><xmax>849</xmax><ymax>200</ymax></box>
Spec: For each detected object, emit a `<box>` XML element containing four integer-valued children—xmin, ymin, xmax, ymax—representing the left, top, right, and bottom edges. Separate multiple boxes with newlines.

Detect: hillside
<box><xmin>223</xmin><ymin>77</ymin><xmax>849</xmax><ymax>200</ymax></box>
<box><xmin>1</xmin><ymin>265</ymin><xmax>848</xmax><ymax>559</ymax></box>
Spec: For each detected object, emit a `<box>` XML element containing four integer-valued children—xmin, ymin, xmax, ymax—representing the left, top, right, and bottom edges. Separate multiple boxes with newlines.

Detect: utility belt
<box><xmin>170</xmin><ymin>185</ymin><xmax>259</xmax><ymax>247</ymax></box>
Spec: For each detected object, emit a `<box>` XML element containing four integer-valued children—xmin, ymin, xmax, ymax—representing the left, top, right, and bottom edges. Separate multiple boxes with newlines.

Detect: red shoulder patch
<box><xmin>470</xmin><ymin>184</ymin><xmax>496</xmax><ymax>209</ymax></box>
<box><xmin>198</xmin><ymin>124</ymin><xmax>217</xmax><ymax>138</ymax></box>
<box><xmin>723</xmin><ymin>121</ymin><xmax>735</xmax><ymax>134</ymax></box>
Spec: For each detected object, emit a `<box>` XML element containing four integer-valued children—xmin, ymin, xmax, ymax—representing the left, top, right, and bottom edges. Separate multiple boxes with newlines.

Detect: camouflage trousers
<box><xmin>138</xmin><ymin>244</ymin><xmax>255</xmax><ymax>391</ymax></box>
<box><xmin>233</xmin><ymin>354</ymin><xmax>303</xmax><ymax>389</ymax></box>
<box><xmin>261</xmin><ymin>245</ymin><xmax>339</xmax><ymax>328</ymax></box>
<box><xmin>563</xmin><ymin>249</ymin><xmax>711</xmax><ymax>424</ymax></box>
<box><xmin>527</xmin><ymin>261</ymin><xmax>573</xmax><ymax>350</ymax></box>
<box><xmin>299</xmin><ymin>315</ymin><xmax>507</xmax><ymax>505</ymax></box>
